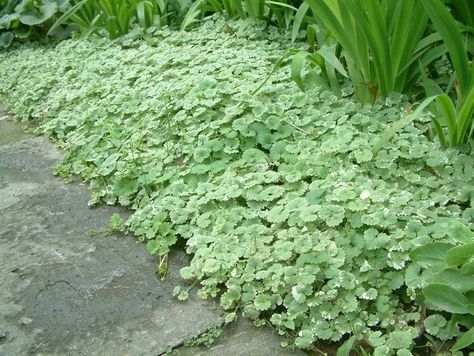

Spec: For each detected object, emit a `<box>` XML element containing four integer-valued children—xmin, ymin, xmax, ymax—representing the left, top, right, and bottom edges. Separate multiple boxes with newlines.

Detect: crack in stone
<box><xmin>36</xmin><ymin>279</ymin><xmax>81</xmax><ymax>296</ymax></box>
<box><xmin>31</xmin><ymin>279</ymin><xmax>83</xmax><ymax>311</ymax></box>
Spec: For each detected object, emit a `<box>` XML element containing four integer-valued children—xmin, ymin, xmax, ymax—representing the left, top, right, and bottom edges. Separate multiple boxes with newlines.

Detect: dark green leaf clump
<box><xmin>0</xmin><ymin>17</ymin><xmax>473</xmax><ymax>353</ymax></box>
<box><xmin>410</xmin><ymin>219</ymin><xmax>474</xmax><ymax>351</ymax></box>
<box><xmin>0</xmin><ymin>0</ymin><xmax>66</xmax><ymax>48</ymax></box>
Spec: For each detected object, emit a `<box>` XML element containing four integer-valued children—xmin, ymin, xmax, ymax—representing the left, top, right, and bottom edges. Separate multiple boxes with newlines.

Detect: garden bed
<box><xmin>1</xmin><ymin>17</ymin><xmax>473</xmax><ymax>355</ymax></box>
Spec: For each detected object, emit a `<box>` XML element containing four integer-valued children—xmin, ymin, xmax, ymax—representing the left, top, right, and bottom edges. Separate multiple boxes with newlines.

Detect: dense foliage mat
<box><xmin>1</xmin><ymin>18</ymin><xmax>473</xmax><ymax>354</ymax></box>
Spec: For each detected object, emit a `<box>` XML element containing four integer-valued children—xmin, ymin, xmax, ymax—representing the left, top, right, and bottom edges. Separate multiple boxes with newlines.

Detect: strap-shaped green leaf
<box><xmin>457</xmin><ymin>87</ymin><xmax>474</xmax><ymax>143</ymax></box>
<box><xmin>421</xmin><ymin>0</ymin><xmax>471</xmax><ymax>100</ymax></box>
<box><xmin>48</xmin><ymin>0</ymin><xmax>89</xmax><ymax>36</ymax></box>
<box><xmin>291</xmin><ymin>50</ymin><xmax>309</xmax><ymax>91</ymax></box>
<box><xmin>291</xmin><ymin>2</ymin><xmax>309</xmax><ymax>43</ymax></box>
<box><xmin>452</xmin><ymin>326</ymin><xmax>474</xmax><ymax>351</ymax></box>
<box><xmin>372</xmin><ymin>95</ymin><xmax>437</xmax><ymax>153</ymax></box>
<box><xmin>436</xmin><ymin>94</ymin><xmax>458</xmax><ymax>146</ymax></box>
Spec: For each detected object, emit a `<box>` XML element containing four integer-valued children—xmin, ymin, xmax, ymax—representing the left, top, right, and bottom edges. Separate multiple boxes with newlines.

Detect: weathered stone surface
<box><xmin>0</xmin><ymin>112</ymin><xmax>31</xmax><ymax>145</ymax></box>
<box><xmin>172</xmin><ymin>317</ymin><xmax>306</xmax><ymax>356</ymax></box>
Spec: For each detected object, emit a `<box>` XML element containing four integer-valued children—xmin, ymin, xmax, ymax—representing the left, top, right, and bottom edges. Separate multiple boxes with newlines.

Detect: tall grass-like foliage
<box><xmin>446</xmin><ymin>0</ymin><xmax>474</xmax><ymax>29</ymax></box>
<box><xmin>50</xmin><ymin>0</ymin><xmax>307</xmax><ymax>40</ymax></box>
<box><xmin>97</xmin><ymin>0</ymin><xmax>138</xmax><ymax>39</ymax></box>
<box><xmin>49</xmin><ymin>0</ymin><xmax>200</xmax><ymax>39</ymax></box>
<box><xmin>431</xmin><ymin>91</ymin><xmax>474</xmax><ymax>147</ymax></box>
<box><xmin>420</xmin><ymin>0</ymin><xmax>474</xmax><ymax>147</ymax></box>
<box><xmin>302</xmin><ymin>0</ymin><xmax>436</xmax><ymax>103</ymax></box>
<box><xmin>202</xmin><ymin>0</ymin><xmax>304</xmax><ymax>28</ymax></box>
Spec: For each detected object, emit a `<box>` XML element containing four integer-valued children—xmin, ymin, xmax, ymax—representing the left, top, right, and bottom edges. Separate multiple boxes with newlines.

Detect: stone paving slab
<box><xmin>0</xmin><ymin>129</ymin><xmax>222</xmax><ymax>355</ymax></box>
<box><xmin>172</xmin><ymin>317</ymin><xmax>305</xmax><ymax>356</ymax></box>
<box><xmin>0</xmin><ymin>114</ymin><xmax>31</xmax><ymax>145</ymax></box>
<box><xmin>0</xmin><ymin>118</ymin><xmax>307</xmax><ymax>356</ymax></box>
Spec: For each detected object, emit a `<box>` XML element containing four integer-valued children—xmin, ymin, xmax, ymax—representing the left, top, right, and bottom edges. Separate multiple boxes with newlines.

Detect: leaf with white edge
<box><xmin>300</xmin><ymin>205</ymin><xmax>319</xmax><ymax>222</ymax></box>
<box><xmin>318</xmin><ymin>204</ymin><xmax>345</xmax><ymax>226</ymax></box>
<box><xmin>424</xmin><ymin>314</ymin><xmax>447</xmax><ymax>336</ymax></box>
<box><xmin>295</xmin><ymin>329</ymin><xmax>313</xmax><ymax>349</ymax></box>
<box><xmin>203</xmin><ymin>258</ymin><xmax>220</xmax><ymax>273</ymax></box>
<box><xmin>242</xmin><ymin>148</ymin><xmax>267</xmax><ymax>163</ymax></box>
<box><xmin>178</xmin><ymin>290</ymin><xmax>189</xmax><ymax>301</ymax></box>
<box><xmin>254</xmin><ymin>294</ymin><xmax>272</xmax><ymax>311</ymax></box>
<box><xmin>224</xmin><ymin>312</ymin><xmax>237</xmax><ymax>324</ymax></box>
<box><xmin>354</xmin><ymin>149</ymin><xmax>373</xmax><ymax>163</ymax></box>
<box><xmin>180</xmin><ymin>266</ymin><xmax>194</xmax><ymax>279</ymax></box>
<box><xmin>109</xmin><ymin>213</ymin><xmax>123</xmax><ymax>231</ymax></box>
<box><xmin>146</xmin><ymin>239</ymin><xmax>160</xmax><ymax>254</ymax></box>
<box><xmin>259</xmin><ymin>186</ymin><xmax>285</xmax><ymax>201</ymax></box>
<box><xmin>267</xmin><ymin>205</ymin><xmax>289</xmax><ymax>223</ymax></box>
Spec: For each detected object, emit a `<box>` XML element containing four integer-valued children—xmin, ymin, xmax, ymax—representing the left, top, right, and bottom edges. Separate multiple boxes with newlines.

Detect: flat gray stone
<box><xmin>0</xmin><ymin>113</ymin><xmax>32</xmax><ymax>146</ymax></box>
<box><xmin>172</xmin><ymin>317</ymin><xmax>306</xmax><ymax>356</ymax></box>
<box><xmin>0</xmin><ymin>134</ymin><xmax>222</xmax><ymax>356</ymax></box>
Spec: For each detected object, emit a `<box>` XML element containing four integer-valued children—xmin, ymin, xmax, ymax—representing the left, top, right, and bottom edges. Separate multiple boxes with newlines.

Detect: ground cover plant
<box><xmin>1</xmin><ymin>16</ymin><xmax>473</xmax><ymax>354</ymax></box>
